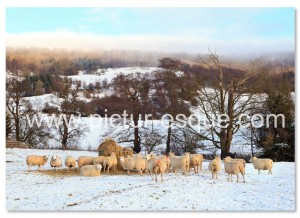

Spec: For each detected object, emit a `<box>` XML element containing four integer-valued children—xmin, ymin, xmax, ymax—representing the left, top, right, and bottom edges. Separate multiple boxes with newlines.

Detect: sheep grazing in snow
<box><xmin>169</xmin><ymin>152</ymin><xmax>190</xmax><ymax>176</ymax></box>
<box><xmin>50</xmin><ymin>155</ymin><xmax>62</xmax><ymax>171</ymax></box>
<box><xmin>189</xmin><ymin>154</ymin><xmax>203</xmax><ymax>174</ymax></box>
<box><xmin>80</xmin><ymin>164</ymin><xmax>102</xmax><ymax>177</ymax></box>
<box><xmin>225</xmin><ymin>156</ymin><xmax>246</xmax><ymax>167</ymax></box>
<box><xmin>26</xmin><ymin>155</ymin><xmax>48</xmax><ymax>171</ymax></box>
<box><xmin>65</xmin><ymin>156</ymin><xmax>77</xmax><ymax>171</ymax></box>
<box><xmin>93</xmin><ymin>156</ymin><xmax>106</xmax><ymax>165</ymax></box>
<box><xmin>103</xmin><ymin>152</ymin><xmax>118</xmax><ymax>172</ymax></box>
<box><xmin>119</xmin><ymin>156</ymin><xmax>136</xmax><ymax>175</ymax></box>
<box><xmin>77</xmin><ymin>156</ymin><xmax>95</xmax><ymax>169</ymax></box>
<box><xmin>135</xmin><ymin>154</ymin><xmax>146</xmax><ymax>176</ymax></box>
<box><xmin>146</xmin><ymin>154</ymin><xmax>167</xmax><ymax>181</ymax></box>
<box><xmin>251</xmin><ymin>156</ymin><xmax>273</xmax><ymax>175</ymax></box>
<box><xmin>208</xmin><ymin>156</ymin><xmax>221</xmax><ymax>179</ymax></box>
<box><xmin>223</xmin><ymin>157</ymin><xmax>245</xmax><ymax>183</ymax></box>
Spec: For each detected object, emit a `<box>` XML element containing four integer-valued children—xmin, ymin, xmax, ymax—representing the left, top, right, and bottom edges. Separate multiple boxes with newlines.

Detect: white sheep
<box><xmin>80</xmin><ymin>164</ymin><xmax>102</xmax><ymax>177</ymax></box>
<box><xmin>103</xmin><ymin>152</ymin><xmax>118</xmax><ymax>172</ymax></box>
<box><xmin>223</xmin><ymin>157</ymin><xmax>245</xmax><ymax>183</ymax></box>
<box><xmin>93</xmin><ymin>156</ymin><xmax>106</xmax><ymax>165</ymax></box>
<box><xmin>189</xmin><ymin>154</ymin><xmax>202</xmax><ymax>173</ymax></box>
<box><xmin>208</xmin><ymin>156</ymin><xmax>221</xmax><ymax>179</ymax></box>
<box><xmin>26</xmin><ymin>155</ymin><xmax>48</xmax><ymax>171</ymax></box>
<box><xmin>169</xmin><ymin>152</ymin><xmax>190</xmax><ymax>176</ymax></box>
<box><xmin>65</xmin><ymin>156</ymin><xmax>77</xmax><ymax>171</ymax></box>
<box><xmin>135</xmin><ymin>154</ymin><xmax>146</xmax><ymax>176</ymax></box>
<box><xmin>50</xmin><ymin>155</ymin><xmax>62</xmax><ymax>171</ymax></box>
<box><xmin>77</xmin><ymin>156</ymin><xmax>95</xmax><ymax>169</ymax></box>
<box><xmin>119</xmin><ymin>156</ymin><xmax>137</xmax><ymax>176</ymax></box>
<box><xmin>251</xmin><ymin>156</ymin><xmax>273</xmax><ymax>175</ymax></box>
<box><xmin>146</xmin><ymin>154</ymin><xmax>167</xmax><ymax>181</ymax></box>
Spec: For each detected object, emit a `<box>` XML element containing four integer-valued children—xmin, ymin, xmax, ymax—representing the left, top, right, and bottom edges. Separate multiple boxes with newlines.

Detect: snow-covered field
<box><xmin>67</xmin><ymin>67</ymin><xmax>157</xmax><ymax>85</ymax></box>
<box><xmin>6</xmin><ymin>148</ymin><xmax>295</xmax><ymax>211</ymax></box>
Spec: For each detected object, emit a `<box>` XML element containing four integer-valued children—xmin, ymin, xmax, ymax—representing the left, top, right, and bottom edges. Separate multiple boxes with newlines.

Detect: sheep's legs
<box><xmin>258</xmin><ymin>169</ymin><xmax>260</xmax><ymax>175</ymax></box>
<box><xmin>227</xmin><ymin>173</ymin><xmax>230</xmax><ymax>182</ymax></box>
<box><xmin>28</xmin><ymin>166</ymin><xmax>30</xmax><ymax>171</ymax></box>
<box><xmin>242</xmin><ymin>173</ymin><xmax>245</xmax><ymax>183</ymax></box>
<box><xmin>161</xmin><ymin>173</ymin><xmax>163</xmax><ymax>181</ymax></box>
<box><xmin>268</xmin><ymin>170</ymin><xmax>272</xmax><ymax>175</ymax></box>
<box><xmin>236</xmin><ymin>174</ymin><xmax>239</xmax><ymax>183</ymax></box>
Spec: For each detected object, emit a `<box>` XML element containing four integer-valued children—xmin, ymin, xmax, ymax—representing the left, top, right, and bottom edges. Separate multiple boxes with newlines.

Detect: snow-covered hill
<box><xmin>66</xmin><ymin>67</ymin><xmax>157</xmax><ymax>86</ymax></box>
<box><xmin>6</xmin><ymin>148</ymin><xmax>295</xmax><ymax>211</ymax></box>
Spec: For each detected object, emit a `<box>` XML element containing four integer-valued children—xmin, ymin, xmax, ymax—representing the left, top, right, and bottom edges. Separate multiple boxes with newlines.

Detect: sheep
<box><xmin>93</xmin><ymin>156</ymin><xmax>106</xmax><ymax>165</ymax></box>
<box><xmin>135</xmin><ymin>154</ymin><xmax>146</xmax><ymax>176</ymax></box>
<box><xmin>153</xmin><ymin>158</ymin><xmax>167</xmax><ymax>182</ymax></box>
<box><xmin>146</xmin><ymin>154</ymin><xmax>167</xmax><ymax>181</ymax></box>
<box><xmin>225</xmin><ymin>156</ymin><xmax>246</xmax><ymax>167</ymax></box>
<box><xmin>223</xmin><ymin>157</ymin><xmax>245</xmax><ymax>183</ymax></box>
<box><xmin>103</xmin><ymin>152</ymin><xmax>118</xmax><ymax>172</ymax></box>
<box><xmin>189</xmin><ymin>154</ymin><xmax>202</xmax><ymax>173</ymax></box>
<box><xmin>77</xmin><ymin>156</ymin><xmax>95</xmax><ymax>169</ymax></box>
<box><xmin>80</xmin><ymin>164</ymin><xmax>102</xmax><ymax>177</ymax></box>
<box><xmin>251</xmin><ymin>156</ymin><xmax>273</xmax><ymax>175</ymax></box>
<box><xmin>50</xmin><ymin>155</ymin><xmax>62</xmax><ymax>171</ymax></box>
<box><xmin>160</xmin><ymin>155</ymin><xmax>170</xmax><ymax>173</ymax></box>
<box><xmin>208</xmin><ymin>156</ymin><xmax>221</xmax><ymax>179</ymax></box>
<box><xmin>65</xmin><ymin>156</ymin><xmax>77</xmax><ymax>171</ymax></box>
<box><xmin>119</xmin><ymin>156</ymin><xmax>137</xmax><ymax>175</ymax></box>
<box><xmin>26</xmin><ymin>155</ymin><xmax>48</xmax><ymax>171</ymax></box>
<box><xmin>169</xmin><ymin>152</ymin><xmax>190</xmax><ymax>176</ymax></box>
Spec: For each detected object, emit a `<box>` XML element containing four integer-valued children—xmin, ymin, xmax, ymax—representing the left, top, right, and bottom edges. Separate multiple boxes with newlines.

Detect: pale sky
<box><xmin>6</xmin><ymin>8</ymin><xmax>295</xmax><ymax>55</ymax></box>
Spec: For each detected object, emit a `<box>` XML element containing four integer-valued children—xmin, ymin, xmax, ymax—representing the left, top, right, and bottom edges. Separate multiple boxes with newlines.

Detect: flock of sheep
<box><xmin>25</xmin><ymin>152</ymin><xmax>274</xmax><ymax>182</ymax></box>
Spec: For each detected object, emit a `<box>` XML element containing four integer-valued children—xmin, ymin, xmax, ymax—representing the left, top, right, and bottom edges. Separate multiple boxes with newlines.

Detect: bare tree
<box><xmin>52</xmin><ymin>78</ymin><xmax>89</xmax><ymax>150</ymax></box>
<box><xmin>6</xmin><ymin>77</ymin><xmax>52</xmax><ymax>146</ymax></box>
<box><xmin>153</xmin><ymin>58</ymin><xmax>199</xmax><ymax>155</ymax></box>
<box><xmin>111</xmin><ymin>72</ymin><xmax>152</xmax><ymax>153</ymax></box>
<box><xmin>189</xmin><ymin>50</ymin><xmax>265</xmax><ymax>158</ymax></box>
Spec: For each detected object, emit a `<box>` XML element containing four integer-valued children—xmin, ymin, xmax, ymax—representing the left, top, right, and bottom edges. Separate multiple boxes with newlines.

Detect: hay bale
<box><xmin>97</xmin><ymin>138</ymin><xmax>134</xmax><ymax>170</ymax></box>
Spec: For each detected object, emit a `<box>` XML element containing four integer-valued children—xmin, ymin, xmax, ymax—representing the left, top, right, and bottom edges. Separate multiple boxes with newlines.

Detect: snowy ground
<box><xmin>6</xmin><ymin>148</ymin><xmax>295</xmax><ymax>211</ymax></box>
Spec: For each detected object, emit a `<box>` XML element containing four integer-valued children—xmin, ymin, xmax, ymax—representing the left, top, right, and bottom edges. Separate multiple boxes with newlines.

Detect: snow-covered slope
<box><xmin>66</xmin><ymin>67</ymin><xmax>157</xmax><ymax>85</ymax></box>
<box><xmin>6</xmin><ymin>148</ymin><xmax>295</xmax><ymax>211</ymax></box>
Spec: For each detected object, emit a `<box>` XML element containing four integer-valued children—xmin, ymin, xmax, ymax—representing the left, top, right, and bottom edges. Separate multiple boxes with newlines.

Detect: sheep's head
<box><xmin>95</xmin><ymin>164</ymin><xmax>102</xmax><ymax>172</ymax></box>
<box><xmin>52</xmin><ymin>155</ymin><xmax>57</xmax><ymax>160</ymax></box>
<box><xmin>250</xmin><ymin>156</ymin><xmax>257</xmax><ymax>162</ymax></box>
<box><xmin>145</xmin><ymin>154</ymin><xmax>151</xmax><ymax>161</ymax></box>
<box><xmin>110</xmin><ymin>152</ymin><xmax>116</xmax><ymax>157</ymax></box>
<box><xmin>119</xmin><ymin>156</ymin><xmax>125</xmax><ymax>162</ymax></box>
<box><xmin>43</xmin><ymin>156</ymin><xmax>48</xmax><ymax>161</ymax></box>
<box><xmin>184</xmin><ymin>152</ymin><xmax>190</xmax><ymax>157</ymax></box>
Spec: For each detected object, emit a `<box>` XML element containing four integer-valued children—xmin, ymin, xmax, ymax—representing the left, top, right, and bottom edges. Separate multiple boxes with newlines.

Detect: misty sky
<box><xmin>6</xmin><ymin>7</ymin><xmax>295</xmax><ymax>55</ymax></box>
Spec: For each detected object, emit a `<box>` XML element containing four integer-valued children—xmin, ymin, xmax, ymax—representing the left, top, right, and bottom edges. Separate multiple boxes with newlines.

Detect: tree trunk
<box><xmin>166</xmin><ymin>121</ymin><xmax>172</xmax><ymax>156</ymax></box>
<box><xmin>15</xmin><ymin>119</ymin><xmax>20</xmax><ymax>141</ymax></box>
<box><xmin>61</xmin><ymin>122</ymin><xmax>68</xmax><ymax>150</ymax></box>
<box><xmin>133</xmin><ymin>116</ymin><xmax>141</xmax><ymax>154</ymax></box>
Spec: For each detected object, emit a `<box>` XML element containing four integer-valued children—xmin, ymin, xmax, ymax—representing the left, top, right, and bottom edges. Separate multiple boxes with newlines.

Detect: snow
<box><xmin>65</xmin><ymin>67</ymin><xmax>157</xmax><ymax>86</ymax></box>
<box><xmin>6</xmin><ymin>148</ymin><xmax>295</xmax><ymax>211</ymax></box>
